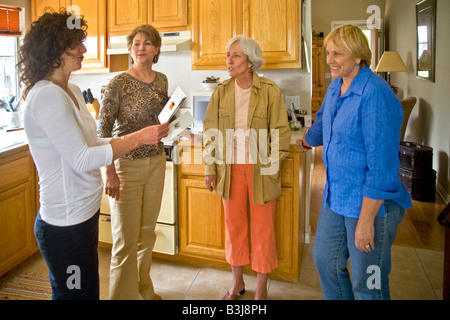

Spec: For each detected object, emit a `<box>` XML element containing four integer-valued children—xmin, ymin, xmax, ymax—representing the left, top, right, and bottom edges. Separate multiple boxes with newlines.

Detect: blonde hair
<box><xmin>127</xmin><ymin>24</ymin><xmax>161</xmax><ymax>63</ymax></box>
<box><xmin>324</xmin><ymin>24</ymin><xmax>372</xmax><ymax>68</ymax></box>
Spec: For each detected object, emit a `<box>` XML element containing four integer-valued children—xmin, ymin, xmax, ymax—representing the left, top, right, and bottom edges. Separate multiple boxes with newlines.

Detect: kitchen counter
<box><xmin>0</xmin><ymin>133</ymin><xmax>39</xmax><ymax>277</ymax></box>
<box><xmin>0</xmin><ymin>128</ymin><xmax>27</xmax><ymax>155</ymax></box>
<box><xmin>178</xmin><ymin>126</ymin><xmax>307</xmax><ymax>147</ymax></box>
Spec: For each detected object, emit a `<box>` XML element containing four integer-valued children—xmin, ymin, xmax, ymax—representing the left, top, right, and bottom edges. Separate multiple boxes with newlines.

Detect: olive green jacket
<box><xmin>203</xmin><ymin>72</ymin><xmax>291</xmax><ymax>204</ymax></box>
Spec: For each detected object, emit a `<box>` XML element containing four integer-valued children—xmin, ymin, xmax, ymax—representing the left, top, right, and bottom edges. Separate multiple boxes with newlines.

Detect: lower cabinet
<box><xmin>0</xmin><ymin>146</ymin><xmax>39</xmax><ymax>277</ymax></box>
<box><xmin>178</xmin><ymin>177</ymin><xmax>226</xmax><ymax>260</ymax></box>
<box><xmin>161</xmin><ymin>142</ymin><xmax>305</xmax><ymax>282</ymax></box>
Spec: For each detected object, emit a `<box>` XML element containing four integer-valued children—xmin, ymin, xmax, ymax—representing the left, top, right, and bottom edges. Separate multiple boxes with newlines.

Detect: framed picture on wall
<box><xmin>416</xmin><ymin>0</ymin><xmax>436</xmax><ymax>82</ymax></box>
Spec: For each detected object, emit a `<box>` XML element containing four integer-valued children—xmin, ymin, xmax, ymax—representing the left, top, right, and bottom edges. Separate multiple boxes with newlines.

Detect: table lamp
<box><xmin>375</xmin><ymin>51</ymin><xmax>408</xmax><ymax>94</ymax></box>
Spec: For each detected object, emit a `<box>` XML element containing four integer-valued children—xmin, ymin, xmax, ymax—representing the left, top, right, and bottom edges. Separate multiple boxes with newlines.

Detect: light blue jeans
<box><xmin>313</xmin><ymin>200</ymin><xmax>404</xmax><ymax>300</ymax></box>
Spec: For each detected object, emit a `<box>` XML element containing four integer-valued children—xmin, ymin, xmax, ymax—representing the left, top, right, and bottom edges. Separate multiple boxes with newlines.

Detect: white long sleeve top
<box><xmin>24</xmin><ymin>80</ymin><xmax>113</xmax><ymax>226</ymax></box>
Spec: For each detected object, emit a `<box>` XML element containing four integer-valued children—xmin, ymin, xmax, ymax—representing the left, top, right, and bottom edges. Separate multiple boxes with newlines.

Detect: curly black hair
<box><xmin>17</xmin><ymin>8</ymin><xmax>88</xmax><ymax>99</ymax></box>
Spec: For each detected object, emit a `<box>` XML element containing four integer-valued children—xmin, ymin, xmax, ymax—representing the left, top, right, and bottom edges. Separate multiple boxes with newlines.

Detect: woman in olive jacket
<box><xmin>203</xmin><ymin>35</ymin><xmax>290</xmax><ymax>300</ymax></box>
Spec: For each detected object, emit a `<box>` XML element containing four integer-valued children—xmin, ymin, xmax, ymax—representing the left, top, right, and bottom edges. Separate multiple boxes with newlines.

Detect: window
<box><xmin>0</xmin><ymin>36</ymin><xmax>19</xmax><ymax>102</ymax></box>
<box><xmin>0</xmin><ymin>5</ymin><xmax>22</xmax><ymax>126</ymax></box>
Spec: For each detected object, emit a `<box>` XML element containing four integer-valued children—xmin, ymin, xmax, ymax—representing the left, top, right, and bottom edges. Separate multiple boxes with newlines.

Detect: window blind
<box><xmin>0</xmin><ymin>6</ymin><xmax>22</xmax><ymax>37</ymax></box>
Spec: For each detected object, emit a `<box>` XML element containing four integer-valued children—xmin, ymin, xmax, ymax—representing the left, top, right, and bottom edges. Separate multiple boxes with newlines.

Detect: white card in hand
<box><xmin>167</xmin><ymin>111</ymin><xmax>194</xmax><ymax>141</ymax></box>
<box><xmin>158</xmin><ymin>87</ymin><xmax>187</xmax><ymax>123</ymax></box>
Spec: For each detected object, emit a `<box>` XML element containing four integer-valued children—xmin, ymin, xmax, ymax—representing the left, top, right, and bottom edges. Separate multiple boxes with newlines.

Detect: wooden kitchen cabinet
<box><xmin>311</xmin><ymin>38</ymin><xmax>325</xmax><ymax>121</ymax></box>
<box><xmin>0</xmin><ymin>146</ymin><xmax>39</xmax><ymax>277</ymax></box>
<box><xmin>148</xmin><ymin>0</ymin><xmax>188</xmax><ymax>29</ymax></box>
<box><xmin>178</xmin><ymin>178</ymin><xmax>226</xmax><ymax>260</ymax></box>
<box><xmin>191</xmin><ymin>0</ymin><xmax>301</xmax><ymax>70</ymax></box>
<box><xmin>191</xmin><ymin>0</ymin><xmax>242</xmax><ymax>70</ymax></box>
<box><xmin>160</xmin><ymin>140</ymin><xmax>305</xmax><ymax>282</ymax></box>
<box><xmin>242</xmin><ymin>0</ymin><xmax>301</xmax><ymax>69</ymax></box>
<box><xmin>108</xmin><ymin>0</ymin><xmax>188</xmax><ymax>36</ymax></box>
<box><xmin>30</xmin><ymin>0</ymin><xmax>66</xmax><ymax>19</ymax></box>
<box><xmin>30</xmin><ymin>0</ymin><xmax>108</xmax><ymax>73</ymax></box>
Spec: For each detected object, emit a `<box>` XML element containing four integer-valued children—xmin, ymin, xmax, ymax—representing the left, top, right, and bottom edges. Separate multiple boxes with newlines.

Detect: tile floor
<box><xmin>2</xmin><ymin>237</ymin><xmax>444</xmax><ymax>300</ymax></box>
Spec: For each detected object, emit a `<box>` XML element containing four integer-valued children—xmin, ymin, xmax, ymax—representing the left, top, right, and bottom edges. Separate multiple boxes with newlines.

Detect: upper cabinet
<box><xmin>30</xmin><ymin>0</ymin><xmax>302</xmax><ymax>71</ymax></box>
<box><xmin>30</xmin><ymin>0</ymin><xmax>66</xmax><ymax>18</ymax></box>
<box><xmin>242</xmin><ymin>0</ymin><xmax>301</xmax><ymax>69</ymax></box>
<box><xmin>192</xmin><ymin>0</ymin><xmax>301</xmax><ymax>70</ymax></box>
<box><xmin>30</xmin><ymin>0</ymin><xmax>108</xmax><ymax>73</ymax></box>
<box><xmin>108</xmin><ymin>0</ymin><xmax>188</xmax><ymax>36</ymax></box>
<box><xmin>191</xmin><ymin>0</ymin><xmax>242</xmax><ymax>70</ymax></box>
<box><xmin>149</xmin><ymin>0</ymin><xmax>188</xmax><ymax>29</ymax></box>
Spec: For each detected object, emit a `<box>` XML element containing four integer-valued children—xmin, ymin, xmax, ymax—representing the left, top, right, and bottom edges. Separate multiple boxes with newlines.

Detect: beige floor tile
<box><xmin>1</xmin><ymin>242</ymin><xmax>445</xmax><ymax>301</ymax></box>
<box><xmin>156</xmin><ymin>288</ymin><xmax>186</xmax><ymax>300</ymax></box>
<box><xmin>390</xmin><ymin>281</ymin><xmax>438</xmax><ymax>300</ymax></box>
<box><xmin>299</xmin><ymin>242</ymin><xmax>316</xmax><ymax>270</ymax></box>
<box><xmin>268</xmin><ymin>278</ymin><xmax>324</xmax><ymax>300</ymax></box>
<box><xmin>187</xmin><ymin>267</ymin><xmax>257</xmax><ymax>300</ymax></box>
<box><xmin>415</xmin><ymin>248</ymin><xmax>444</xmax><ymax>291</ymax></box>
<box><xmin>390</xmin><ymin>246</ymin><xmax>431</xmax><ymax>287</ymax></box>
<box><xmin>151</xmin><ymin>258</ymin><xmax>202</xmax><ymax>295</ymax></box>
<box><xmin>297</xmin><ymin>266</ymin><xmax>323</xmax><ymax>293</ymax></box>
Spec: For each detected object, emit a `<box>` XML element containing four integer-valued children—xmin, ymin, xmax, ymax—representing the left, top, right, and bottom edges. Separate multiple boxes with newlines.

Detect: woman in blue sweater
<box><xmin>297</xmin><ymin>25</ymin><xmax>412</xmax><ymax>300</ymax></box>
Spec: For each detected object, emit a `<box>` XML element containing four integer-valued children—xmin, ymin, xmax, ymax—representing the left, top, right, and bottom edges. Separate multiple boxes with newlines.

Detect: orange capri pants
<box><xmin>222</xmin><ymin>164</ymin><xmax>278</xmax><ymax>274</ymax></box>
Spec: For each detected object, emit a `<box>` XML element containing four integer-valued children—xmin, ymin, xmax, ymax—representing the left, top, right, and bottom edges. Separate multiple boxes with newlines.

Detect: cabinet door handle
<box><xmin>102</xmin><ymin>217</ymin><xmax>111</xmax><ymax>222</ymax></box>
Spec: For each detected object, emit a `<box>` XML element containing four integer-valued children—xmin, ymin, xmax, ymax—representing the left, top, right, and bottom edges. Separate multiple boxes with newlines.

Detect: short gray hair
<box><xmin>226</xmin><ymin>35</ymin><xmax>265</xmax><ymax>71</ymax></box>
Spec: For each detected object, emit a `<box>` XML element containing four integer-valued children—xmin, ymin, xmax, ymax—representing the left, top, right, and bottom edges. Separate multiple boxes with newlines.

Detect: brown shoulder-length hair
<box><xmin>17</xmin><ymin>8</ymin><xmax>88</xmax><ymax>99</ymax></box>
<box><xmin>127</xmin><ymin>24</ymin><xmax>161</xmax><ymax>64</ymax></box>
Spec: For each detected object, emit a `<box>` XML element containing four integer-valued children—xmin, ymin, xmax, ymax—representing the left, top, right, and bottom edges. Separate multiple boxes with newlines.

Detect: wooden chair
<box><xmin>400</xmin><ymin>97</ymin><xmax>417</xmax><ymax>141</ymax></box>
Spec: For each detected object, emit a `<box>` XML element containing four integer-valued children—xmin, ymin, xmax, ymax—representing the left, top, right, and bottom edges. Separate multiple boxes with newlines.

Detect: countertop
<box><xmin>178</xmin><ymin>127</ymin><xmax>307</xmax><ymax>147</ymax></box>
<box><xmin>0</xmin><ymin>128</ymin><xmax>27</xmax><ymax>152</ymax></box>
<box><xmin>0</xmin><ymin>126</ymin><xmax>308</xmax><ymax>156</ymax></box>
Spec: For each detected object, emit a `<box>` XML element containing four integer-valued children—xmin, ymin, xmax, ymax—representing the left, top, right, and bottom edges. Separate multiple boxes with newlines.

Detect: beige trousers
<box><xmin>108</xmin><ymin>153</ymin><xmax>166</xmax><ymax>300</ymax></box>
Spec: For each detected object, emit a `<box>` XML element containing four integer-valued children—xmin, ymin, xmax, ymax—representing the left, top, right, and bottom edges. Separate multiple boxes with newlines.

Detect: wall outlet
<box><xmin>285</xmin><ymin>96</ymin><xmax>300</xmax><ymax>110</ymax></box>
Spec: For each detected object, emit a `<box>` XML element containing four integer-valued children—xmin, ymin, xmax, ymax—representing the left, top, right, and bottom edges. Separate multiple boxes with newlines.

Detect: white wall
<box><xmin>311</xmin><ymin>0</ymin><xmax>386</xmax><ymax>90</ymax></box>
<box><xmin>71</xmin><ymin>49</ymin><xmax>311</xmax><ymax>113</ymax></box>
<box><xmin>386</xmin><ymin>0</ymin><xmax>450</xmax><ymax>201</ymax></box>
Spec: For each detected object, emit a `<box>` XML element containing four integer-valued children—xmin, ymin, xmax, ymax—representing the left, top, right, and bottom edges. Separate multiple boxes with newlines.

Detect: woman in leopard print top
<box><xmin>97</xmin><ymin>25</ymin><xmax>169</xmax><ymax>300</ymax></box>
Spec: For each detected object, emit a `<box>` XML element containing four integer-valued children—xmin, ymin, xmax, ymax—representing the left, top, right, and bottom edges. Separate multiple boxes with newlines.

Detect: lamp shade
<box><xmin>375</xmin><ymin>51</ymin><xmax>408</xmax><ymax>73</ymax></box>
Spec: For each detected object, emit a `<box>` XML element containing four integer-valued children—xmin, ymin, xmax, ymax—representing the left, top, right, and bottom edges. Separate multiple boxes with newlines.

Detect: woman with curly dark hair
<box><xmin>18</xmin><ymin>9</ymin><xmax>168</xmax><ymax>300</ymax></box>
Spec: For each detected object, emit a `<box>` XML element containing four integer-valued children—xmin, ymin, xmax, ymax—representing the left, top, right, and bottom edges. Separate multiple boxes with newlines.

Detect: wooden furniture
<box><xmin>191</xmin><ymin>0</ymin><xmax>301</xmax><ymax>70</ymax></box>
<box><xmin>438</xmin><ymin>202</ymin><xmax>450</xmax><ymax>300</ymax></box>
<box><xmin>311</xmin><ymin>38</ymin><xmax>325</xmax><ymax>121</ymax></box>
<box><xmin>31</xmin><ymin>0</ymin><xmax>303</xmax><ymax>72</ymax></box>
<box><xmin>152</xmin><ymin>138</ymin><xmax>309</xmax><ymax>282</ymax></box>
<box><xmin>30</xmin><ymin>0</ymin><xmax>108</xmax><ymax>73</ymax></box>
<box><xmin>0</xmin><ymin>145</ymin><xmax>39</xmax><ymax>277</ymax></box>
<box><xmin>107</xmin><ymin>0</ymin><xmax>188</xmax><ymax>35</ymax></box>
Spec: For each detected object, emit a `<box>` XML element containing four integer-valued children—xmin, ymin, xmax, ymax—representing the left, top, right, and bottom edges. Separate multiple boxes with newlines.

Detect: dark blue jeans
<box><xmin>34</xmin><ymin>210</ymin><xmax>100</xmax><ymax>300</ymax></box>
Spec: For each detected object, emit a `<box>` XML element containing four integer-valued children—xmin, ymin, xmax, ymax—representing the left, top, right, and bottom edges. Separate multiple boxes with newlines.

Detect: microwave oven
<box><xmin>191</xmin><ymin>91</ymin><xmax>212</xmax><ymax>133</ymax></box>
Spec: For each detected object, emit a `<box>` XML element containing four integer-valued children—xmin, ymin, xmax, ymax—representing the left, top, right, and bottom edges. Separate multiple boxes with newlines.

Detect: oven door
<box><xmin>154</xmin><ymin>160</ymin><xmax>178</xmax><ymax>255</ymax></box>
<box><xmin>99</xmin><ymin>160</ymin><xmax>178</xmax><ymax>255</ymax></box>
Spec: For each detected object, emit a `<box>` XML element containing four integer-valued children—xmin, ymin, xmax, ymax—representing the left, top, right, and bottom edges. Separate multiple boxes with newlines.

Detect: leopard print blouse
<box><xmin>97</xmin><ymin>72</ymin><xmax>169</xmax><ymax>159</ymax></box>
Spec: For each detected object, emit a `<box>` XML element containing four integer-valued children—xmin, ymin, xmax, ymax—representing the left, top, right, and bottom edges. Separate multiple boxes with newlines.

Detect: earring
<box><xmin>356</xmin><ymin>65</ymin><xmax>360</xmax><ymax>69</ymax></box>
